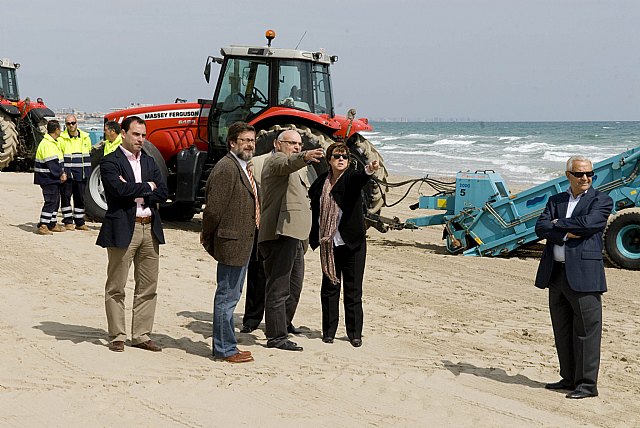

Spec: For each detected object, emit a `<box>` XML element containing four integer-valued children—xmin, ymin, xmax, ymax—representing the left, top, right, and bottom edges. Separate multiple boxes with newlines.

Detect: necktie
<box><xmin>247</xmin><ymin>161</ymin><xmax>260</xmax><ymax>229</ymax></box>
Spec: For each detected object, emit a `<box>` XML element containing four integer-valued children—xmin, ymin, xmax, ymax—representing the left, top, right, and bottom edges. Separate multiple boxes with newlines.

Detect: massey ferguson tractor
<box><xmin>85</xmin><ymin>30</ymin><xmax>388</xmax><ymax>225</ymax></box>
<box><xmin>0</xmin><ymin>58</ymin><xmax>55</xmax><ymax>171</ymax></box>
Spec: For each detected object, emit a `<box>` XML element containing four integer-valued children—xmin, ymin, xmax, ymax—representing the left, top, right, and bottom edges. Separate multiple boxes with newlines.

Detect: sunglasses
<box><xmin>331</xmin><ymin>153</ymin><xmax>349</xmax><ymax>160</ymax></box>
<box><xmin>568</xmin><ymin>171</ymin><xmax>594</xmax><ymax>178</ymax></box>
<box><xmin>65</xmin><ymin>121</ymin><xmax>77</xmax><ymax>126</ymax></box>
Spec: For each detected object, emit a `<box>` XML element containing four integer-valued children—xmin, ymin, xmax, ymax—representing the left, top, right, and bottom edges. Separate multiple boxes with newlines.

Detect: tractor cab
<box><xmin>203</xmin><ymin>31</ymin><xmax>338</xmax><ymax>150</ymax></box>
<box><xmin>0</xmin><ymin>58</ymin><xmax>20</xmax><ymax>102</ymax></box>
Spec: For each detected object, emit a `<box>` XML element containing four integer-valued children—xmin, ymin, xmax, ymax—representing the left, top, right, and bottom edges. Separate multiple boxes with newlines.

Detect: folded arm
<box><xmin>100</xmin><ymin>156</ymin><xmax>156</xmax><ymax>199</ymax></box>
<box><xmin>554</xmin><ymin>194</ymin><xmax>613</xmax><ymax>237</ymax></box>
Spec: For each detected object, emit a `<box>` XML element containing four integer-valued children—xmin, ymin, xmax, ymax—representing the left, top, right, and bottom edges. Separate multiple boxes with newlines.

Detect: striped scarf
<box><xmin>319</xmin><ymin>172</ymin><xmax>341</xmax><ymax>285</ymax></box>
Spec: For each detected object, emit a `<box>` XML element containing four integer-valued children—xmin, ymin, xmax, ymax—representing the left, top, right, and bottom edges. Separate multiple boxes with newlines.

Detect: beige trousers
<box><xmin>105</xmin><ymin>223</ymin><xmax>159</xmax><ymax>345</ymax></box>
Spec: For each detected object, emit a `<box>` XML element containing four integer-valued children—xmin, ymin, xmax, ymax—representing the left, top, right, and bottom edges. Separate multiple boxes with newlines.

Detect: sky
<box><xmin>3</xmin><ymin>0</ymin><xmax>639</xmax><ymax>121</ymax></box>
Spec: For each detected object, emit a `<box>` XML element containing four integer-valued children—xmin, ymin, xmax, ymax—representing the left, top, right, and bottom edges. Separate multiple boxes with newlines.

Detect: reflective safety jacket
<box><xmin>104</xmin><ymin>134</ymin><xmax>122</xmax><ymax>156</ymax></box>
<box><xmin>59</xmin><ymin>128</ymin><xmax>92</xmax><ymax>180</ymax></box>
<box><xmin>34</xmin><ymin>134</ymin><xmax>64</xmax><ymax>186</ymax></box>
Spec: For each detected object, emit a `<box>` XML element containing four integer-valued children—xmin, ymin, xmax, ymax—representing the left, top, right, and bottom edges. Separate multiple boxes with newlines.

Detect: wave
<box><xmin>432</xmin><ymin>139</ymin><xmax>476</xmax><ymax>146</ymax></box>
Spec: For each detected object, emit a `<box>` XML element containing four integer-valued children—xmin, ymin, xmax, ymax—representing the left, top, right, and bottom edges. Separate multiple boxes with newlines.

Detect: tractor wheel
<box><xmin>0</xmin><ymin>111</ymin><xmax>19</xmax><ymax>170</ymax></box>
<box><xmin>347</xmin><ymin>133</ymin><xmax>388</xmax><ymax>215</ymax></box>
<box><xmin>604</xmin><ymin>208</ymin><xmax>640</xmax><ymax>270</ymax></box>
<box><xmin>84</xmin><ymin>147</ymin><xmax>107</xmax><ymax>221</ymax></box>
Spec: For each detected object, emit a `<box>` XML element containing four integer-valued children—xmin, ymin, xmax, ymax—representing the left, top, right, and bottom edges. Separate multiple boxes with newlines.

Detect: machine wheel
<box><xmin>604</xmin><ymin>208</ymin><xmax>640</xmax><ymax>270</ymax></box>
<box><xmin>0</xmin><ymin>111</ymin><xmax>19</xmax><ymax>170</ymax></box>
<box><xmin>144</xmin><ymin>142</ymin><xmax>197</xmax><ymax>222</ymax></box>
<box><xmin>84</xmin><ymin>147</ymin><xmax>107</xmax><ymax>221</ymax></box>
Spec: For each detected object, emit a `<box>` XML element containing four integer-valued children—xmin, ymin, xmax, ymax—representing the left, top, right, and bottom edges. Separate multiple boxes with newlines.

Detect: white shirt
<box><xmin>119</xmin><ymin>145</ymin><xmax>152</xmax><ymax>217</ymax></box>
<box><xmin>230</xmin><ymin>152</ymin><xmax>257</xmax><ymax>196</ymax></box>
<box><xmin>553</xmin><ymin>188</ymin><xmax>587</xmax><ymax>262</ymax></box>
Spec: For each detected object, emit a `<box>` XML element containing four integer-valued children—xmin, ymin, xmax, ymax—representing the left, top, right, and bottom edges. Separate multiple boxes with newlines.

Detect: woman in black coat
<box><xmin>308</xmin><ymin>142</ymin><xmax>379</xmax><ymax>347</ymax></box>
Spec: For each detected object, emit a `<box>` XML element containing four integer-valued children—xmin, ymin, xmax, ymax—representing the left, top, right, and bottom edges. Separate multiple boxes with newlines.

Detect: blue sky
<box><xmin>4</xmin><ymin>0</ymin><xmax>639</xmax><ymax>121</ymax></box>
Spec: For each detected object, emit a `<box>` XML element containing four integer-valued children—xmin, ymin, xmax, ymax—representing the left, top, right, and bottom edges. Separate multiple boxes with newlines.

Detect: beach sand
<box><xmin>1</xmin><ymin>171</ymin><xmax>639</xmax><ymax>427</ymax></box>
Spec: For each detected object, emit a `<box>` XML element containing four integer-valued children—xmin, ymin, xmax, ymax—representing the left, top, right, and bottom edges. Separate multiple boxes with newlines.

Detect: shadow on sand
<box><xmin>442</xmin><ymin>360</ymin><xmax>545</xmax><ymax>389</ymax></box>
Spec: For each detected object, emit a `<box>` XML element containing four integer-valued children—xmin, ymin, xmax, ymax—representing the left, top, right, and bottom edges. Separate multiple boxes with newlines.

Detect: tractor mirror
<box><xmin>204</xmin><ymin>59</ymin><xmax>212</xmax><ymax>83</ymax></box>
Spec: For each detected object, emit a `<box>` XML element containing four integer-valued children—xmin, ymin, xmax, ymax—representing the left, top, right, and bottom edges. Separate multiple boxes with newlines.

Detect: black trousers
<box><xmin>60</xmin><ymin>179</ymin><xmax>86</xmax><ymax>226</ymax></box>
<box><xmin>243</xmin><ymin>235</ymin><xmax>303</xmax><ymax>330</ymax></box>
<box><xmin>321</xmin><ymin>242</ymin><xmax>366</xmax><ymax>341</ymax></box>
<box><xmin>38</xmin><ymin>184</ymin><xmax>61</xmax><ymax>228</ymax></box>
<box><xmin>548</xmin><ymin>262</ymin><xmax>602</xmax><ymax>393</ymax></box>
<box><xmin>242</xmin><ymin>236</ymin><xmax>267</xmax><ymax>329</ymax></box>
<box><xmin>259</xmin><ymin>236</ymin><xmax>304</xmax><ymax>345</ymax></box>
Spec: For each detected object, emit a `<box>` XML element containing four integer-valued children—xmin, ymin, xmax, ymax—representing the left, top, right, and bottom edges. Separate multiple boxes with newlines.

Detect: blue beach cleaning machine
<box><xmin>404</xmin><ymin>146</ymin><xmax>640</xmax><ymax>269</ymax></box>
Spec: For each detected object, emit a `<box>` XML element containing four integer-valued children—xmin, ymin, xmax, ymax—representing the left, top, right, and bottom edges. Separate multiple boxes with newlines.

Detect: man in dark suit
<box><xmin>96</xmin><ymin>116</ymin><xmax>168</xmax><ymax>353</ymax></box>
<box><xmin>535</xmin><ymin>155</ymin><xmax>613</xmax><ymax>399</ymax></box>
<box><xmin>258</xmin><ymin>130</ymin><xmax>324</xmax><ymax>351</ymax></box>
<box><xmin>201</xmin><ymin>122</ymin><xmax>258</xmax><ymax>363</ymax></box>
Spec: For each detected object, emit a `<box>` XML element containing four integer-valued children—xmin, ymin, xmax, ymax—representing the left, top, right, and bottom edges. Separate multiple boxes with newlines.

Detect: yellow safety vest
<box><xmin>59</xmin><ymin>128</ymin><xmax>92</xmax><ymax>180</ymax></box>
<box><xmin>104</xmin><ymin>134</ymin><xmax>122</xmax><ymax>156</ymax></box>
<box><xmin>34</xmin><ymin>134</ymin><xmax>64</xmax><ymax>185</ymax></box>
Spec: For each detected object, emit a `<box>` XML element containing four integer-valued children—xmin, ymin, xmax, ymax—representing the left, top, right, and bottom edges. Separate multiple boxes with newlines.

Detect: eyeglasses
<box><xmin>65</xmin><ymin>121</ymin><xmax>77</xmax><ymax>126</ymax></box>
<box><xmin>568</xmin><ymin>171</ymin><xmax>594</xmax><ymax>178</ymax></box>
<box><xmin>236</xmin><ymin>137</ymin><xmax>256</xmax><ymax>144</ymax></box>
<box><xmin>331</xmin><ymin>153</ymin><xmax>349</xmax><ymax>160</ymax></box>
<box><xmin>279</xmin><ymin>140</ymin><xmax>302</xmax><ymax>146</ymax></box>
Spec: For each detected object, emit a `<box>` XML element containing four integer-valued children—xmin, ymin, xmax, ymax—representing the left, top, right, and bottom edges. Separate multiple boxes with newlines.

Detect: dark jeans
<box><xmin>259</xmin><ymin>236</ymin><xmax>304</xmax><ymax>346</ymax></box>
<box><xmin>321</xmin><ymin>242</ymin><xmax>366</xmax><ymax>341</ymax></box>
<box><xmin>549</xmin><ymin>262</ymin><xmax>602</xmax><ymax>393</ymax></box>
<box><xmin>38</xmin><ymin>184</ymin><xmax>61</xmax><ymax>228</ymax></box>
<box><xmin>60</xmin><ymin>179</ymin><xmax>86</xmax><ymax>226</ymax></box>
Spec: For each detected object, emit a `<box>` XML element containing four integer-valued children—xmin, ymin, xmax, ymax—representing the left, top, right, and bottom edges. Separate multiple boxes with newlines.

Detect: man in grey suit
<box><xmin>258</xmin><ymin>130</ymin><xmax>324</xmax><ymax>351</ymax></box>
<box><xmin>201</xmin><ymin>122</ymin><xmax>259</xmax><ymax>363</ymax></box>
<box><xmin>534</xmin><ymin>155</ymin><xmax>613</xmax><ymax>399</ymax></box>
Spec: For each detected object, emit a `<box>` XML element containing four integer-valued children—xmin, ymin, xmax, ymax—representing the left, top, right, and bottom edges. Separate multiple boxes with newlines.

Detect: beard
<box><xmin>232</xmin><ymin>147</ymin><xmax>253</xmax><ymax>162</ymax></box>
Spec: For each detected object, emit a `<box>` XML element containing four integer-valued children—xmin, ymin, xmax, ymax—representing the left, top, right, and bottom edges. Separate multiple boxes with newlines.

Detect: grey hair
<box><xmin>566</xmin><ymin>155</ymin><xmax>592</xmax><ymax>171</ymax></box>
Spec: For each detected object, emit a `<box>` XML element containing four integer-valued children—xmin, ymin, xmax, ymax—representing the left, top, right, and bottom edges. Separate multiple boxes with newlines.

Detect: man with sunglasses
<box><xmin>534</xmin><ymin>155</ymin><xmax>613</xmax><ymax>399</ymax></box>
<box><xmin>258</xmin><ymin>130</ymin><xmax>324</xmax><ymax>351</ymax></box>
<box><xmin>59</xmin><ymin>114</ymin><xmax>92</xmax><ymax>231</ymax></box>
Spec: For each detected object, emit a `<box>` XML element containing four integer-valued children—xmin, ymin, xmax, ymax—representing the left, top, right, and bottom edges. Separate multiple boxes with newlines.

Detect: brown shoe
<box><xmin>50</xmin><ymin>224</ymin><xmax>66</xmax><ymax>232</ymax></box>
<box><xmin>64</xmin><ymin>224</ymin><xmax>75</xmax><ymax>231</ymax></box>
<box><xmin>38</xmin><ymin>225</ymin><xmax>53</xmax><ymax>235</ymax></box>
<box><xmin>109</xmin><ymin>341</ymin><xmax>125</xmax><ymax>352</ymax></box>
<box><xmin>76</xmin><ymin>224</ymin><xmax>90</xmax><ymax>231</ymax></box>
<box><xmin>132</xmin><ymin>340</ymin><xmax>162</xmax><ymax>352</ymax></box>
<box><xmin>236</xmin><ymin>348</ymin><xmax>252</xmax><ymax>357</ymax></box>
<box><xmin>222</xmin><ymin>352</ymin><xmax>254</xmax><ymax>363</ymax></box>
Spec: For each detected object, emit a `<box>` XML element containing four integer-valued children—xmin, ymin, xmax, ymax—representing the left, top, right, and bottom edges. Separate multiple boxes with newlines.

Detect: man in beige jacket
<box><xmin>258</xmin><ymin>130</ymin><xmax>323</xmax><ymax>351</ymax></box>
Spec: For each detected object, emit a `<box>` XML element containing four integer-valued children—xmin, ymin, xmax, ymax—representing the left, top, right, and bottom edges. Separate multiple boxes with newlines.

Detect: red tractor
<box><xmin>85</xmin><ymin>31</ymin><xmax>387</xmax><ymax>226</ymax></box>
<box><xmin>0</xmin><ymin>58</ymin><xmax>55</xmax><ymax>171</ymax></box>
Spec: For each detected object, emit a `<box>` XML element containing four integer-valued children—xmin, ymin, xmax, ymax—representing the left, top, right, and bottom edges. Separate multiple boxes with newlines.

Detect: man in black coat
<box><xmin>534</xmin><ymin>155</ymin><xmax>613</xmax><ymax>399</ymax></box>
<box><xmin>96</xmin><ymin>116</ymin><xmax>168</xmax><ymax>353</ymax></box>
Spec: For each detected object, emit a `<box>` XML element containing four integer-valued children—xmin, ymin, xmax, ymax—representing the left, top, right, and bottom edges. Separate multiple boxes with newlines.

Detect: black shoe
<box><xmin>545</xmin><ymin>379</ymin><xmax>574</xmax><ymax>390</ymax></box>
<box><xmin>350</xmin><ymin>338</ymin><xmax>362</xmax><ymax>348</ymax></box>
<box><xmin>566</xmin><ymin>388</ymin><xmax>598</xmax><ymax>399</ymax></box>
<box><xmin>287</xmin><ymin>324</ymin><xmax>302</xmax><ymax>335</ymax></box>
<box><xmin>267</xmin><ymin>339</ymin><xmax>303</xmax><ymax>351</ymax></box>
<box><xmin>240</xmin><ymin>325</ymin><xmax>256</xmax><ymax>333</ymax></box>
<box><xmin>322</xmin><ymin>337</ymin><xmax>334</xmax><ymax>344</ymax></box>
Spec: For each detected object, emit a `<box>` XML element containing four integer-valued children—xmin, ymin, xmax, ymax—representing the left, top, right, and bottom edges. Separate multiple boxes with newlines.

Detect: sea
<box><xmin>364</xmin><ymin>121</ymin><xmax>640</xmax><ymax>187</ymax></box>
<box><xmin>81</xmin><ymin>118</ymin><xmax>640</xmax><ymax>188</ymax></box>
